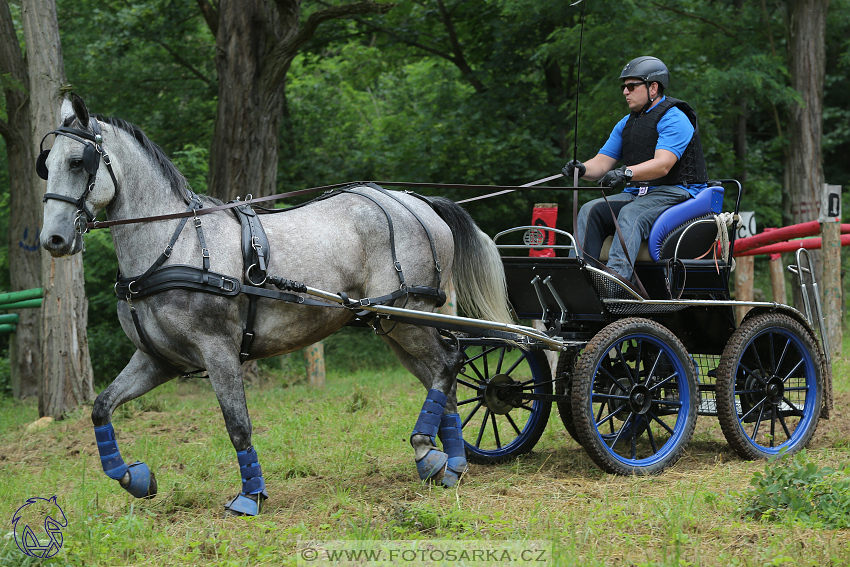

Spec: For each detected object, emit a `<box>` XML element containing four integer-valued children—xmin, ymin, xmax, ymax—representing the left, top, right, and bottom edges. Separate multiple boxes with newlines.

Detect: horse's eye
<box><xmin>70</xmin><ymin>158</ymin><xmax>84</xmax><ymax>170</ymax></box>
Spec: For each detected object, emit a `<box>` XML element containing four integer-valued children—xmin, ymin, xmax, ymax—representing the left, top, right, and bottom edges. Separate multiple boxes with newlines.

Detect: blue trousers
<box><xmin>575</xmin><ymin>186</ymin><xmax>691</xmax><ymax>280</ymax></box>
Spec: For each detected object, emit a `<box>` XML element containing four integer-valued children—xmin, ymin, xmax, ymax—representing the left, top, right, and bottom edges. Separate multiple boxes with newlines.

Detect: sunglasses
<box><xmin>622</xmin><ymin>82</ymin><xmax>646</xmax><ymax>92</ymax></box>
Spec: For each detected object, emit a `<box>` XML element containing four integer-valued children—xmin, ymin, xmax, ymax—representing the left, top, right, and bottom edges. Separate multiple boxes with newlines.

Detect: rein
<box><xmin>84</xmin><ymin>178</ymin><xmax>578</xmax><ymax>231</ymax></box>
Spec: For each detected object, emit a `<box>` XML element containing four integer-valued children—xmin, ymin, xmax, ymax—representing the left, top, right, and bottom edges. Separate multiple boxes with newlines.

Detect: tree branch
<box><xmin>648</xmin><ymin>2</ymin><xmax>738</xmax><ymax>41</ymax></box>
<box><xmin>265</xmin><ymin>1</ymin><xmax>394</xmax><ymax>89</ymax></box>
<box><xmin>195</xmin><ymin>0</ymin><xmax>219</xmax><ymax>37</ymax></box>
<box><xmin>435</xmin><ymin>0</ymin><xmax>485</xmax><ymax>93</ymax></box>
<box><xmin>154</xmin><ymin>40</ymin><xmax>214</xmax><ymax>88</ymax></box>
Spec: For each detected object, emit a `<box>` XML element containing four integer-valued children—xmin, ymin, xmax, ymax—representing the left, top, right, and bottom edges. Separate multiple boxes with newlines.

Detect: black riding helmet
<box><xmin>619</xmin><ymin>56</ymin><xmax>669</xmax><ymax>90</ymax></box>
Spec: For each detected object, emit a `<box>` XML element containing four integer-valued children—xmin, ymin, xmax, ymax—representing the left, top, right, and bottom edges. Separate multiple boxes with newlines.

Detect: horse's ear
<box><xmin>70</xmin><ymin>93</ymin><xmax>90</xmax><ymax>129</ymax></box>
<box><xmin>59</xmin><ymin>97</ymin><xmax>74</xmax><ymax>124</ymax></box>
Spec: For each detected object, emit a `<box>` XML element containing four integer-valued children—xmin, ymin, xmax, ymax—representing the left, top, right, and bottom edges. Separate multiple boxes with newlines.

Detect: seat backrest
<box><xmin>647</xmin><ymin>184</ymin><xmax>724</xmax><ymax>261</ymax></box>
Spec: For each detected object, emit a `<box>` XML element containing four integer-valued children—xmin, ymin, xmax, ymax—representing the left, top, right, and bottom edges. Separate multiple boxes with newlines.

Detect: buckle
<box><xmin>202</xmin><ymin>248</ymin><xmax>210</xmax><ymax>259</ymax></box>
<box><xmin>163</xmin><ymin>245</ymin><xmax>173</xmax><ymax>258</ymax></box>
<box><xmin>221</xmin><ymin>278</ymin><xmax>237</xmax><ymax>293</ymax></box>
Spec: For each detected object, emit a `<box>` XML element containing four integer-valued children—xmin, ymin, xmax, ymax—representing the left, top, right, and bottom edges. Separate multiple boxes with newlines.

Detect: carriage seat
<box><xmin>599</xmin><ymin>183</ymin><xmax>724</xmax><ymax>263</ymax></box>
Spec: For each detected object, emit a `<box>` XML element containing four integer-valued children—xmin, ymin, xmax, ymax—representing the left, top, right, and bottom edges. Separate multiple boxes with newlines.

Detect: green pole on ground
<box><xmin>0</xmin><ymin>314</ymin><xmax>19</xmax><ymax>324</ymax></box>
<box><xmin>0</xmin><ymin>288</ymin><xmax>43</xmax><ymax>305</ymax></box>
<box><xmin>0</xmin><ymin>324</ymin><xmax>16</xmax><ymax>334</ymax></box>
<box><xmin>0</xmin><ymin>298</ymin><xmax>43</xmax><ymax>310</ymax></box>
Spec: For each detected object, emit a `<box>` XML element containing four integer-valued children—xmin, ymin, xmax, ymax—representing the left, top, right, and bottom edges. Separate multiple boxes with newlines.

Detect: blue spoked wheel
<box><xmin>457</xmin><ymin>340</ymin><xmax>552</xmax><ymax>464</ymax></box>
<box><xmin>571</xmin><ymin>318</ymin><xmax>698</xmax><ymax>475</ymax></box>
<box><xmin>716</xmin><ymin>313</ymin><xmax>823</xmax><ymax>460</ymax></box>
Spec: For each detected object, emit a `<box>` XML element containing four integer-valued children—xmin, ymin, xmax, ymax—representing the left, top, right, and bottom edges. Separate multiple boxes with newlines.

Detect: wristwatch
<box><xmin>623</xmin><ymin>167</ymin><xmax>634</xmax><ymax>181</ymax></box>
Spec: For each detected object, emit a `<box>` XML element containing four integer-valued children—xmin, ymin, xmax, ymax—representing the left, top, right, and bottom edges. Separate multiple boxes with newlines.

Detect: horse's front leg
<box><xmin>92</xmin><ymin>350</ymin><xmax>175</xmax><ymax>499</ymax></box>
<box><xmin>204</xmin><ymin>352</ymin><xmax>268</xmax><ymax>517</ymax></box>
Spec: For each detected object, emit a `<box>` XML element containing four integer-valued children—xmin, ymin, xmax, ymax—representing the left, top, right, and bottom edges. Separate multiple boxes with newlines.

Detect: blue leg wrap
<box><xmin>237</xmin><ymin>446</ymin><xmax>266</xmax><ymax>495</ymax></box>
<box><xmin>94</xmin><ymin>423</ymin><xmax>129</xmax><ymax>480</ymax></box>
<box><xmin>438</xmin><ymin>413</ymin><xmax>468</xmax><ymax>488</ymax></box>
<box><xmin>412</xmin><ymin>389</ymin><xmax>449</xmax><ymax>481</ymax></box>
<box><xmin>224</xmin><ymin>447</ymin><xmax>268</xmax><ymax>516</ymax></box>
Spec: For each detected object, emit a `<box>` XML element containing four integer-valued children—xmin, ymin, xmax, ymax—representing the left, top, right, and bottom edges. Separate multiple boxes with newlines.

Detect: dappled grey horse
<box><xmin>38</xmin><ymin>95</ymin><xmax>513</xmax><ymax>515</ymax></box>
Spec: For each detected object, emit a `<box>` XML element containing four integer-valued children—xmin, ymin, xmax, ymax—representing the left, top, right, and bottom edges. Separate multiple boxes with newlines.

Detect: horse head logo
<box><xmin>11</xmin><ymin>496</ymin><xmax>68</xmax><ymax>558</ymax></box>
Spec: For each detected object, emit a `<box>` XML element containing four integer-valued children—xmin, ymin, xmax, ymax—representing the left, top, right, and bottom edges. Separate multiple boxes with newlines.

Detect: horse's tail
<box><xmin>425</xmin><ymin>196</ymin><xmax>514</xmax><ymax>325</ymax></box>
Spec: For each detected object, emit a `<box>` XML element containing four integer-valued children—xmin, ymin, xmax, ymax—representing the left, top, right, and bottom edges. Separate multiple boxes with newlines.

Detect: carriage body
<box><xmin>458</xmin><ymin>179</ymin><xmax>829</xmax><ymax>475</ymax></box>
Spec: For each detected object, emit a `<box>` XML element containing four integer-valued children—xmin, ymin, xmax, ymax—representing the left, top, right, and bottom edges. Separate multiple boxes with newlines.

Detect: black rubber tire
<box><xmin>457</xmin><ymin>341</ymin><xmax>552</xmax><ymax>464</ymax></box>
<box><xmin>555</xmin><ymin>348</ymin><xmax>582</xmax><ymax>445</ymax></box>
<box><xmin>571</xmin><ymin>318</ymin><xmax>699</xmax><ymax>475</ymax></box>
<box><xmin>715</xmin><ymin>313</ymin><xmax>823</xmax><ymax>460</ymax></box>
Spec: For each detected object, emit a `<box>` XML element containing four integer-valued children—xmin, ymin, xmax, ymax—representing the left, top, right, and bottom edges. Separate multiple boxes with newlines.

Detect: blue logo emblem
<box><xmin>11</xmin><ymin>496</ymin><xmax>67</xmax><ymax>558</ymax></box>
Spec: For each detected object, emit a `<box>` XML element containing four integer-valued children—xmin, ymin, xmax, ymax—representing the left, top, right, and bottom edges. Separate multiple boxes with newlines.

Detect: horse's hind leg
<box><xmin>91</xmin><ymin>350</ymin><xmax>175</xmax><ymax>499</ymax></box>
<box><xmin>380</xmin><ymin>323</ymin><xmax>468</xmax><ymax>487</ymax></box>
<box><xmin>202</xmin><ymin>352</ymin><xmax>268</xmax><ymax>517</ymax></box>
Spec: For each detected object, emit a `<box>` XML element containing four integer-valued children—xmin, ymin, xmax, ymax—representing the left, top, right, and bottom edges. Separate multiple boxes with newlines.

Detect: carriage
<box><xmin>38</xmin><ymin>95</ymin><xmax>829</xmax><ymax>516</ymax></box>
<box><xmin>455</xmin><ymin>178</ymin><xmax>829</xmax><ymax>475</ymax></box>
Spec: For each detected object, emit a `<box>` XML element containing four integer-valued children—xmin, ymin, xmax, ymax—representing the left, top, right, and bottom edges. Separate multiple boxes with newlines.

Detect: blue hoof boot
<box><xmin>121</xmin><ymin>462</ymin><xmax>157</xmax><ymax>499</ymax></box>
<box><xmin>440</xmin><ymin>457</ymin><xmax>468</xmax><ymax>488</ymax></box>
<box><xmin>224</xmin><ymin>490</ymin><xmax>268</xmax><ymax>517</ymax></box>
<box><xmin>416</xmin><ymin>449</ymin><xmax>448</xmax><ymax>481</ymax></box>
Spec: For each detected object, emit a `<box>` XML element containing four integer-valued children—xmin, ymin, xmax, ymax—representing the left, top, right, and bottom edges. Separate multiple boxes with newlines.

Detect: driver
<box><xmin>564</xmin><ymin>56</ymin><xmax>708</xmax><ymax>287</ymax></box>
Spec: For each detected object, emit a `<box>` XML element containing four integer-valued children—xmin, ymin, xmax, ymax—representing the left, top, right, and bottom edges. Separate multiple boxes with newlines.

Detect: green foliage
<box><xmin>739</xmin><ymin>450</ymin><xmax>850</xmax><ymax>529</ymax></box>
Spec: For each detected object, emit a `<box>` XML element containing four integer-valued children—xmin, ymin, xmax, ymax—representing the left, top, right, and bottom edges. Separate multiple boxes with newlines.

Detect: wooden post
<box><xmin>437</xmin><ymin>279</ymin><xmax>457</xmax><ymax>316</ymax></box>
<box><xmin>820</xmin><ymin>184</ymin><xmax>842</xmax><ymax>360</ymax></box>
<box><xmin>769</xmin><ymin>254</ymin><xmax>786</xmax><ymax>304</ymax></box>
<box><xmin>304</xmin><ymin>342</ymin><xmax>325</xmax><ymax>387</ymax></box>
<box><xmin>821</xmin><ymin>222</ymin><xmax>842</xmax><ymax>359</ymax></box>
<box><xmin>735</xmin><ymin>255</ymin><xmax>754</xmax><ymax>325</ymax></box>
<box><xmin>763</xmin><ymin>229</ymin><xmax>786</xmax><ymax>304</ymax></box>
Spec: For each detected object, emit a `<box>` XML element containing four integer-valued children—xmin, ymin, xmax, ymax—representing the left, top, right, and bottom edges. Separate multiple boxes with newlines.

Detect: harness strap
<box><xmin>119</xmin><ymin>198</ymin><xmax>203</xmax><ymax>296</ymax></box>
<box><xmin>337</xmin><ymin>187</ymin><xmax>407</xmax><ymax>289</ymax></box>
<box><xmin>365</xmin><ymin>184</ymin><xmax>442</xmax><ymax>289</ymax></box>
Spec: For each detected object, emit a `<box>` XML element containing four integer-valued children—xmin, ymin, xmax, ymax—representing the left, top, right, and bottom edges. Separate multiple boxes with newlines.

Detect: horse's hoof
<box><xmin>416</xmin><ymin>449</ymin><xmax>448</xmax><ymax>482</ymax></box>
<box><xmin>120</xmin><ymin>462</ymin><xmax>157</xmax><ymax>499</ymax></box>
<box><xmin>223</xmin><ymin>490</ymin><xmax>267</xmax><ymax>517</ymax></box>
<box><xmin>440</xmin><ymin>457</ymin><xmax>468</xmax><ymax>488</ymax></box>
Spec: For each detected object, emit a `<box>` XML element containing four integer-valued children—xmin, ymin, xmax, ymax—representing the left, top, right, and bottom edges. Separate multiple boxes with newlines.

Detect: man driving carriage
<box><xmin>564</xmin><ymin>56</ymin><xmax>709</xmax><ymax>290</ymax></box>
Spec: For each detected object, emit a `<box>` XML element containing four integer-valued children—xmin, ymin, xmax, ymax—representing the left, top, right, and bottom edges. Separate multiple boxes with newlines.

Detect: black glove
<box><xmin>598</xmin><ymin>166</ymin><xmax>633</xmax><ymax>190</ymax></box>
<box><xmin>562</xmin><ymin>159</ymin><xmax>586</xmax><ymax>180</ymax></box>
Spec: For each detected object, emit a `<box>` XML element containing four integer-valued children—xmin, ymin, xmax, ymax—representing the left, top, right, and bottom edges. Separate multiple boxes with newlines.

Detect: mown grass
<box><xmin>2</xmin><ymin>332</ymin><xmax>850</xmax><ymax>566</ymax></box>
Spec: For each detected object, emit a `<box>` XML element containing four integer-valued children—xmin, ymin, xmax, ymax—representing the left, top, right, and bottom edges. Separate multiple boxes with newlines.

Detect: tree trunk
<box><xmin>208</xmin><ymin>0</ymin><xmax>286</xmax><ymax>202</ymax></box>
<box><xmin>21</xmin><ymin>0</ymin><xmax>95</xmax><ymax>418</ymax></box>
<box><xmin>203</xmin><ymin>0</ymin><xmax>393</xmax><ymax>202</ymax></box>
<box><xmin>784</xmin><ymin>0</ymin><xmax>828</xmax><ymax>311</ymax></box>
<box><xmin>0</xmin><ymin>0</ymin><xmax>41</xmax><ymax>399</ymax></box>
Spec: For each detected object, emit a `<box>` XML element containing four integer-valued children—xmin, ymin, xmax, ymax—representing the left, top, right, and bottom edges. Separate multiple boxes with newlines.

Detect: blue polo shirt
<box><xmin>599</xmin><ymin>97</ymin><xmax>707</xmax><ymax>197</ymax></box>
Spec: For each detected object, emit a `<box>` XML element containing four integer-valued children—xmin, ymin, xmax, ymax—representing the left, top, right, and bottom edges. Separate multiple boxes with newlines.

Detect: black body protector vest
<box><xmin>621</xmin><ymin>97</ymin><xmax>708</xmax><ymax>187</ymax></box>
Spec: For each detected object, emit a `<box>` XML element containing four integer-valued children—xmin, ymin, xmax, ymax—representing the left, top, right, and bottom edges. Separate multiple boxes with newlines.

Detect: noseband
<box><xmin>38</xmin><ymin>118</ymin><xmax>119</xmax><ymax>234</ymax></box>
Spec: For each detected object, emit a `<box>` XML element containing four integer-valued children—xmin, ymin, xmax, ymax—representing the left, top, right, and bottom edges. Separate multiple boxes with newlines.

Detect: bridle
<box><xmin>37</xmin><ymin>118</ymin><xmax>120</xmax><ymax>235</ymax></box>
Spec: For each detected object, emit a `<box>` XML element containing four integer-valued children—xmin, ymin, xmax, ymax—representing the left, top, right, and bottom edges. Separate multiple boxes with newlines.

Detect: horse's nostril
<box><xmin>47</xmin><ymin>234</ymin><xmax>66</xmax><ymax>249</ymax></box>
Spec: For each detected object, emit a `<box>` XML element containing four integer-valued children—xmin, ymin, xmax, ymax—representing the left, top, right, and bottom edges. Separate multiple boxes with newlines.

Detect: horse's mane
<box><xmin>65</xmin><ymin>113</ymin><xmax>208</xmax><ymax>204</ymax></box>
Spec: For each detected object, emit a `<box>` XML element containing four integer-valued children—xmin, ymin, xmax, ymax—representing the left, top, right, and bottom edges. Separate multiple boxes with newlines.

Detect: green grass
<box><xmin>2</xmin><ymin>338</ymin><xmax>850</xmax><ymax>566</ymax></box>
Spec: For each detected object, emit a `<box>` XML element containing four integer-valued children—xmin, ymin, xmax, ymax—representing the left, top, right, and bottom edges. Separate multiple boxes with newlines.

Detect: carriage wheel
<box><xmin>571</xmin><ymin>318</ymin><xmax>698</xmax><ymax>475</ymax></box>
<box><xmin>715</xmin><ymin>313</ymin><xmax>822</xmax><ymax>460</ymax></box>
<box><xmin>555</xmin><ymin>348</ymin><xmax>582</xmax><ymax>445</ymax></box>
<box><xmin>457</xmin><ymin>341</ymin><xmax>552</xmax><ymax>464</ymax></box>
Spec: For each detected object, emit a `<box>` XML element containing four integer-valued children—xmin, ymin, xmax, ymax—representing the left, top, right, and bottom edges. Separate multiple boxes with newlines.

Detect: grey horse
<box><xmin>39</xmin><ymin>95</ymin><xmax>513</xmax><ymax>515</ymax></box>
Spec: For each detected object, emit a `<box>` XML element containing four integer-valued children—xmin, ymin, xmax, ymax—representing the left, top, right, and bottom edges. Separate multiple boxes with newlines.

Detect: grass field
<box><xmin>2</xmin><ymin>332</ymin><xmax>850</xmax><ymax>566</ymax></box>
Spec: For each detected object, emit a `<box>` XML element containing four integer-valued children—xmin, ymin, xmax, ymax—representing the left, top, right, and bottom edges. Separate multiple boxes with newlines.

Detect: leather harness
<box><xmin>112</xmin><ymin>185</ymin><xmax>446</xmax><ymax>375</ymax></box>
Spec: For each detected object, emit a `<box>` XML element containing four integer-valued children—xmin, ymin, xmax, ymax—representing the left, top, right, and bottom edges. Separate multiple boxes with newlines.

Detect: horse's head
<box><xmin>39</xmin><ymin>94</ymin><xmax>118</xmax><ymax>256</ymax></box>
